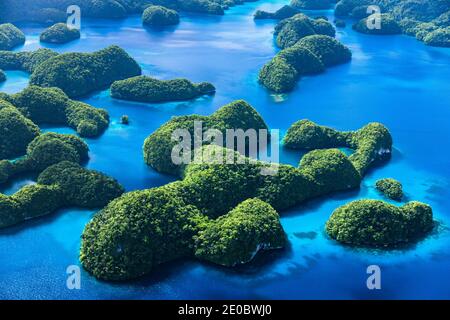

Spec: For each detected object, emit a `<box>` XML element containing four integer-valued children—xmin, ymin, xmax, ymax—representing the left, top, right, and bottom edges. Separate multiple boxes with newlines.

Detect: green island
<box><xmin>254</xmin><ymin>5</ymin><xmax>299</xmax><ymax>20</ymax></box>
<box><xmin>143</xmin><ymin>100</ymin><xmax>268</xmax><ymax>174</ymax></box>
<box><xmin>121</xmin><ymin>115</ymin><xmax>130</xmax><ymax>125</ymax></box>
<box><xmin>40</xmin><ymin>23</ymin><xmax>81</xmax><ymax>44</ymax></box>
<box><xmin>29</xmin><ymin>46</ymin><xmax>142</xmax><ymax>98</ymax></box>
<box><xmin>0</xmin><ymin>23</ymin><xmax>25</xmax><ymax>51</ymax></box>
<box><xmin>0</xmin><ymin>46</ymin><xmax>141</xmax><ymax>98</ymax></box>
<box><xmin>283</xmin><ymin>119</ymin><xmax>392</xmax><ymax>176</ymax></box>
<box><xmin>142</xmin><ymin>5</ymin><xmax>180</xmax><ymax>27</ymax></box>
<box><xmin>375</xmin><ymin>178</ymin><xmax>403</xmax><ymax>201</ymax></box>
<box><xmin>335</xmin><ymin>0</ymin><xmax>450</xmax><ymax>47</ymax></box>
<box><xmin>274</xmin><ymin>13</ymin><xmax>336</xmax><ymax>49</ymax></box>
<box><xmin>0</xmin><ymin>48</ymin><xmax>59</xmax><ymax>73</ymax></box>
<box><xmin>0</xmin><ymin>86</ymin><xmax>109</xmax><ymax>137</ymax></box>
<box><xmin>290</xmin><ymin>0</ymin><xmax>333</xmax><ymax>10</ymax></box>
<box><xmin>0</xmin><ymin>129</ymin><xmax>124</xmax><ymax>228</ymax></box>
<box><xmin>0</xmin><ymin>132</ymin><xmax>89</xmax><ymax>184</ymax></box>
<box><xmin>0</xmin><ymin>99</ymin><xmax>40</xmax><ymax>160</ymax></box>
<box><xmin>0</xmin><ymin>161</ymin><xmax>124</xmax><ymax>229</ymax></box>
<box><xmin>0</xmin><ymin>0</ymin><xmax>262</xmax><ymax>23</ymax></box>
<box><xmin>79</xmin><ymin>100</ymin><xmax>394</xmax><ymax>281</ymax></box>
<box><xmin>111</xmin><ymin>76</ymin><xmax>216</xmax><ymax>103</ymax></box>
<box><xmin>326</xmin><ymin>199</ymin><xmax>434</xmax><ymax>248</ymax></box>
<box><xmin>259</xmin><ymin>35</ymin><xmax>351</xmax><ymax>93</ymax></box>
<box><xmin>353</xmin><ymin>13</ymin><xmax>402</xmax><ymax>35</ymax></box>
<box><xmin>0</xmin><ymin>69</ymin><xmax>5</xmax><ymax>82</ymax></box>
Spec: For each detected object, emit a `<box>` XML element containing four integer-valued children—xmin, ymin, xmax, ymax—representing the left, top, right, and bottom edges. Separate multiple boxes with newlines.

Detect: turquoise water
<box><xmin>1</xmin><ymin>0</ymin><xmax>450</xmax><ymax>299</ymax></box>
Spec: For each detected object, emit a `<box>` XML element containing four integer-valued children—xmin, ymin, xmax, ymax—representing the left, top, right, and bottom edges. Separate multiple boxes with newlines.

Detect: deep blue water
<box><xmin>1</xmin><ymin>0</ymin><xmax>450</xmax><ymax>299</ymax></box>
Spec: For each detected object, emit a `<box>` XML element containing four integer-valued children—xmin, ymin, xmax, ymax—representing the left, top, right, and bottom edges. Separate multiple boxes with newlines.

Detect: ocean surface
<box><xmin>1</xmin><ymin>0</ymin><xmax>449</xmax><ymax>299</ymax></box>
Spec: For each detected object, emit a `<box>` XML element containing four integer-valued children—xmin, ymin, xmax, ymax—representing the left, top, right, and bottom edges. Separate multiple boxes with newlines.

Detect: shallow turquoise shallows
<box><xmin>1</xmin><ymin>0</ymin><xmax>450</xmax><ymax>299</ymax></box>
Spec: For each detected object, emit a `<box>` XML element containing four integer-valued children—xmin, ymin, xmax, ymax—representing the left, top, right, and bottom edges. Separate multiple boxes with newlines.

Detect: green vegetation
<box><xmin>423</xmin><ymin>27</ymin><xmax>450</xmax><ymax>47</ymax></box>
<box><xmin>0</xmin><ymin>69</ymin><xmax>5</xmax><ymax>82</ymax></box>
<box><xmin>29</xmin><ymin>46</ymin><xmax>142</xmax><ymax>97</ymax></box>
<box><xmin>194</xmin><ymin>198</ymin><xmax>286</xmax><ymax>267</ymax></box>
<box><xmin>80</xmin><ymin>102</ymin><xmax>394</xmax><ymax>280</ymax></box>
<box><xmin>254</xmin><ymin>5</ymin><xmax>298</xmax><ymax>20</ymax></box>
<box><xmin>284</xmin><ymin>120</ymin><xmax>393</xmax><ymax>176</ymax></box>
<box><xmin>0</xmin><ymin>49</ymin><xmax>59</xmax><ymax>73</ymax></box>
<box><xmin>80</xmin><ymin>183</ymin><xmax>209</xmax><ymax>280</ymax></box>
<box><xmin>296</xmin><ymin>35</ymin><xmax>352</xmax><ymax>67</ymax></box>
<box><xmin>2</xmin><ymin>86</ymin><xmax>109</xmax><ymax>137</ymax></box>
<box><xmin>37</xmin><ymin>161</ymin><xmax>124</xmax><ymax>208</ymax></box>
<box><xmin>143</xmin><ymin>100</ymin><xmax>268</xmax><ymax>174</ymax></box>
<box><xmin>142</xmin><ymin>6</ymin><xmax>180</xmax><ymax>26</ymax></box>
<box><xmin>376</xmin><ymin>178</ymin><xmax>403</xmax><ymax>201</ymax></box>
<box><xmin>259</xmin><ymin>35</ymin><xmax>351</xmax><ymax>93</ymax></box>
<box><xmin>111</xmin><ymin>76</ymin><xmax>215</xmax><ymax>103</ymax></box>
<box><xmin>0</xmin><ymin>116</ymin><xmax>123</xmax><ymax>228</ymax></box>
<box><xmin>121</xmin><ymin>115</ymin><xmax>129</xmax><ymax>125</ymax></box>
<box><xmin>81</xmin><ymin>141</ymin><xmax>364</xmax><ymax>280</ymax></box>
<box><xmin>290</xmin><ymin>0</ymin><xmax>333</xmax><ymax>10</ymax></box>
<box><xmin>353</xmin><ymin>14</ymin><xmax>402</xmax><ymax>35</ymax></box>
<box><xmin>275</xmin><ymin>13</ymin><xmax>336</xmax><ymax>49</ymax></box>
<box><xmin>25</xmin><ymin>133</ymin><xmax>89</xmax><ymax>171</ymax></box>
<box><xmin>326</xmin><ymin>200</ymin><xmax>434</xmax><ymax>248</ymax></box>
<box><xmin>0</xmin><ymin>132</ymin><xmax>89</xmax><ymax>184</ymax></box>
<box><xmin>0</xmin><ymin>99</ymin><xmax>40</xmax><ymax>160</ymax></box>
<box><xmin>335</xmin><ymin>0</ymin><xmax>450</xmax><ymax>47</ymax></box>
<box><xmin>0</xmin><ymin>161</ymin><xmax>123</xmax><ymax>229</ymax></box>
<box><xmin>0</xmin><ymin>23</ymin><xmax>25</xmax><ymax>50</ymax></box>
<box><xmin>40</xmin><ymin>23</ymin><xmax>81</xmax><ymax>44</ymax></box>
<box><xmin>0</xmin><ymin>0</ymin><xmax>261</xmax><ymax>23</ymax></box>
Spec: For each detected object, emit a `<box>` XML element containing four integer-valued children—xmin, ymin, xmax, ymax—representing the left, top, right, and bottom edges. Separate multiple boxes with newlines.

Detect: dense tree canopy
<box><xmin>0</xmin><ymin>0</ymin><xmax>260</xmax><ymax>23</ymax></box>
<box><xmin>326</xmin><ymin>200</ymin><xmax>434</xmax><ymax>247</ymax></box>
<box><xmin>254</xmin><ymin>5</ymin><xmax>299</xmax><ymax>20</ymax></box>
<box><xmin>353</xmin><ymin>13</ymin><xmax>402</xmax><ymax>35</ymax></box>
<box><xmin>0</xmin><ymin>49</ymin><xmax>59</xmax><ymax>73</ymax></box>
<box><xmin>275</xmin><ymin>13</ymin><xmax>336</xmax><ymax>49</ymax></box>
<box><xmin>0</xmin><ymin>23</ymin><xmax>25</xmax><ymax>50</ymax></box>
<box><xmin>2</xmin><ymin>86</ymin><xmax>109</xmax><ymax>137</ymax></box>
<box><xmin>283</xmin><ymin>119</ymin><xmax>393</xmax><ymax>176</ymax></box>
<box><xmin>142</xmin><ymin>5</ymin><xmax>180</xmax><ymax>26</ymax></box>
<box><xmin>259</xmin><ymin>35</ymin><xmax>351</xmax><ymax>93</ymax></box>
<box><xmin>143</xmin><ymin>100</ymin><xmax>268</xmax><ymax>174</ymax></box>
<box><xmin>40</xmin><ymin>23</ymin><xmax>81</xmax><ymax>44</ymax></box>
<box><xmin>0</xmin><ymin>161</ymin><xmax>123</xmax><ymax>229</ymax></box>
<box><xmin>80</xmin><ymin>101</ymin><xmax>395</xmax><ymax>281</ymax></box>
<box><xmin>335</xmin><ymin>0</ymin><xmax>450</xmax><ymax>47</ymax></box>
<box><xmin>111</xmin><ymin>76</ymin><xmax>215</xmax><ymax>103</ymax></box>
<box><xmin>194</xmin><ymin>198</ymin><xmax>286</xmax><ymax>267</ymax></box>
<box><xmin>376</xmin><ymin>178</ymin><xmax>403</xmax><ymax>201</ymax></box>
<box><xmin>0</xmin><ymin>100</ymin><xmax>40</xmax><ymax>160</ymax></box>
<box><xmin>29</xmin><ymin>46</ymin><xmax>142</xmax><ymax>97</ymax></box>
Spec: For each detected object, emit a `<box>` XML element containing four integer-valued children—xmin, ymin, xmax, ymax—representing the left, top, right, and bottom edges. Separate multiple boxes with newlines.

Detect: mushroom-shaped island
<box><xmin>142</xmin><ymin>5</ymin><xmax>180</xmax><ymax>27</ymax></box>
<box><xmin>40</xmin><ymin>23</ymin><xmax>81</xmax><ymax>44</ymax></box>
